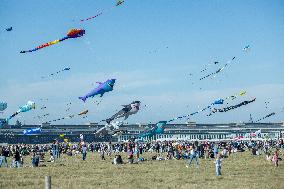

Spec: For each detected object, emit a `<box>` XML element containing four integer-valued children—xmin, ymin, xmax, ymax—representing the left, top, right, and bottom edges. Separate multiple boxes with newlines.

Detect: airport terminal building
<box><xmin>0</xmin><ymin>121</ymin><xmax>284</xmax><ymax>144</ymax></box>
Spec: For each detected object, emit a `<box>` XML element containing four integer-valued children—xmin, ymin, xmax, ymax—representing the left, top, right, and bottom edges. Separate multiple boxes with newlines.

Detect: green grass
<box><xmin>0</xmin><ymin>151</ymin><xmax>283</xmax><ymax>189</ymax></box>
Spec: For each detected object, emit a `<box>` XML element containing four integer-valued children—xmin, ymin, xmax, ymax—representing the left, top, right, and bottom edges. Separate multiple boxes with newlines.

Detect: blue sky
<box><xmin>1</xmin><ymin>0</ymin><xmax>284</xmax><ymax>125</ymax></box>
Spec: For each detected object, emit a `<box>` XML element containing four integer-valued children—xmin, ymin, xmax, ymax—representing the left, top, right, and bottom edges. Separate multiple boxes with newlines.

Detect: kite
<box><xmin>0</xmin><ymin>101</ymin><xmax>36</xmax><ymax>126</ymax></box>
<box><xmin>79</xmin><ymin>79</ymin><xmax>116</xmax><ymax>102</ymax></box>
<box><xmin>40</xmin><ymin>106</ymin><xmax>47</xmax><ymax>110</ymax></box>
<box><xmin>46</xmin><ymin>114</ymin><xmax>75</xmax><ymax>123</ymax></box>
<box><xmin>78</xmin><ymin>110</ymin><xmax>88</xmax><ymax>116</ymax></box>
<box><xmin>20</xmin><ymin>29</ymin><xmax>85</xmax><ymax>53</ymax></box>
<box><xmin>23</xmin><ymin>128</ymin><xmax>42</xmax><ymax>135</ymax></box>
<box><xmin>148</xmin><ymin>46</ymin><xmax>169</xmax><ymax>54</ymax></box>
<box><xmin>6</xmin><ymin>27</ymin><xmax>12</xmax><ymax>31</ymax></box>
<box><xmin>210</xmin><ymin>98</ymin><xmax>256</xmax><ymax>114</ymax></box>
<box><xmin>255</xmin><ymin>112</ymin><xmax>276</xmax><ymax>123</ymax></box>
<box><xmin>200</xmin><ymin>61</ymin><xmax>219</xmax><ymax>73</ymax></box>
<box><xmin>8</xmin><ymin>101</ymin><xmax>36</xmax><ymax>120</ymax></box>
<box><xmin>116</xmin><ymin>0</ymin><xmax>124</xmax><ymax>6</ymax></box>
<box><xmin>264</xmin><ymin>101</ymin><xmax>270</xmax><ymax>109</ymax></box>
<box><xmin>41</xmin><ymin>67</ymin><xmax>70</xmax><ymax>79</ymax></box>
<box><xmin>46</xmin><ymin>109</ymin><xmax>89</xmax><ymax>123</ymax></box>
<box><xmin>138</xmin><ymin>121</ymin><xmax>167</xmax><ymax>138</ymax></box>
<box><xmin>105</xmin><ymin>101</ymin><xmax>141</xmax><ymax>124</ymax></box>
<box><xmin>168</xmin><ymin>91</ymin><xmax>247</xmax><ymax>122</ymax></box>
<box><xmin>34</xmin><ymin>113</ymin><xmax>49</xmax><ymax>119</ymax></box>
<box><xmin>0</xmin><ymin>102</ymin><xmax>8</xmax><ymax>111</ymax></box>
<box><xmin>243</xmin><ymin>45</ymin><xmax>250</xmax><ymax>52</ymax></box>
<box><xmin>80</xmin><ymin>0</ymin><xmax>124</xmax><ymax>22</ymax></box>
<box><xmin>200</xmin><ymin>57</ymin><xmax>235</xmax><ymax>80</ymax></box>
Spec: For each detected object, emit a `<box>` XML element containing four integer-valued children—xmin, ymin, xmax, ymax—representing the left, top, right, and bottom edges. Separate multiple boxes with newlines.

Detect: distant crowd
<box><xmin>0</xmin><ymin>138</ymin><xmax>283</xmax><ymax>175</ymax></box>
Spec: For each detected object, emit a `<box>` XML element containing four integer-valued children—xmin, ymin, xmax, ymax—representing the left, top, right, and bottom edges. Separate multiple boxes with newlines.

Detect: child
<box><xmin>215</xmin><ymin>154</ymin><xmax>222</xmax><ymax>176</ymax></box>
<box><xmin>273</xmin><ymin>151</ymin><xmax>279</xmax><ymax>167</ymax></box>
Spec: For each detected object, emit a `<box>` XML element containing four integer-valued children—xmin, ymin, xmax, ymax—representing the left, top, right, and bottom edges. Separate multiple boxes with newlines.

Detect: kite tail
<box><xmin>20</xmin><ymin>36</ymin><xmax>70</xmax><ymax>53</ymax></box>
<box><xmin>79</xmin><ymin>96</ymin><xmax>87</xmax><ymax>103</ymax></box>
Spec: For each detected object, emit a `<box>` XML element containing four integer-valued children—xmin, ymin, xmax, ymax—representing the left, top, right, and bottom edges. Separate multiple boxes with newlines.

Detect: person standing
<box><xmin>215</xmin><ymin>154</ymin><xmax>222</xmax><ymax>176</ymax></box>
<box><xmin>0</xmin><ymin>147</ymin><xmax>8</xmax><ymax>168</ymax></box>
<box><xmin>213</xmin><ymin>144</ymin><xmax>219</xmax><ymax>158</ymax></box>
<box><xmin>273</xmin><ymin>151</ymin><xmax>279</xmax><ymax>167</ymax></box>
<box><xmin>82</xmin><ymin>145</ymin><xmax>87</xmax><ymax>161</ymax></box>
<box><xmin>12</xmin><ymin>148</ymin><xmax>21</xmax><ymax>168</ymax></box>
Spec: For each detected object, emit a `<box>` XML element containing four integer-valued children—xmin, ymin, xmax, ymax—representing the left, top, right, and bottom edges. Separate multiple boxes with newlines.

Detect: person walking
<box><xmin>186</xmin><ymin>145</ymin><xmax>199</xmax><ymax>168</ymax></box>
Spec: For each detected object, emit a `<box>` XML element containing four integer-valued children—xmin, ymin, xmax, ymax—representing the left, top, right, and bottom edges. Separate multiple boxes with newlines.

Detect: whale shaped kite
<box><xmin>79</xmin><ymin>79</ymin><xmax>116</xmax><ymax>102</ymax></box>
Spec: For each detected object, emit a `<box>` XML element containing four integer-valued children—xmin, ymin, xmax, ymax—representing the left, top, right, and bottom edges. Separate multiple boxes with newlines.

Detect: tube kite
<box><xmin>20</xmin><ymin>29</ymin><xmax>85</xmax><ymax>53</ymax></box>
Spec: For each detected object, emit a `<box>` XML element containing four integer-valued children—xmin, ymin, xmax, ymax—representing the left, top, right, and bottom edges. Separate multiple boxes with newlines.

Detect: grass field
<box><xmin>0</xmin><ymin>151</ymin><xmax>283</xmax><ymax>189</ymax></box>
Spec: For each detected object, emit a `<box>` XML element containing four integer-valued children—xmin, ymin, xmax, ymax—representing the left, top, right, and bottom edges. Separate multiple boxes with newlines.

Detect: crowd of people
<box><xmin>0</xmin><ymin>138</ymin><xmax>283</xmax><ymax>175</ymax></box>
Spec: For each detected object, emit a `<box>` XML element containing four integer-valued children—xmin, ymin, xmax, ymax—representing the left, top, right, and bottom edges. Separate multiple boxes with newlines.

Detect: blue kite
<box><xmin>23</xmin><ymin>128</ymin><xmax>42</xmax><ymax>135</ymax></box>
<box><xmin>138</xmin><ymin>121</ymin><xmax>167</xmax><ymax>138</ymax></box>
<box><xmin>79</xmin><ymin>79</ymin><xmax>116</xmax><ymax>102</ymax></box>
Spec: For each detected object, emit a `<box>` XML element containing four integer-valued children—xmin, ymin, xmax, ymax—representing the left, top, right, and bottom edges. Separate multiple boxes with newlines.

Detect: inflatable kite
<box><xmin>138</xmin><ymin>121</ymin><xmax>167</xmax><ymax>138</ymax></box>
<box><xmin>20</xmin><ymin>29</ymin><xmax>85</xmax><ymax>53</ymax></box>
<box><xmin>80</xmin><ymin>0</ymin><xmax>124</xmax><ymax>22</ymax></box>
<box><xmin>105</xmin><ymin>101</ymin><xmax>141</xmax><ymax>124</ymax></box>
<box><xmin>8</xmin><ymin>101</ymin><xmax>36</xmax><ymax>120</ymax></box>
<box><xmin>0</xmin><ymin>101</ymin><xmax>36</xmax><ymax>126</ymax></box>
<box><xmin>255</xmin><ymin>112</ymin><xmax>276</xmax><ymax>123</ymax></box>
<box><xmin>79</xmin><ymin>79</ymin><xmax>116</xmax><ymax>102</ymax></box>
<box><xmin>41</xmin><ymin>67</ymin><xmax>70</xmax><ymax>79</ymax></box>
<box><xmin>23</xmin><ymin>128</ymin><xmax>42</xmax><ymax>135</ymax></box>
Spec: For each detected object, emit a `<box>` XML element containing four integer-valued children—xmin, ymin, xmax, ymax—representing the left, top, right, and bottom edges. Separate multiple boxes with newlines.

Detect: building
<box><xmin>117</xmin><ymin>122</ymin><xmax>284</xmax><ymax>142</ymax></box>
<box><xmin>0</xmin><ymin>122</ymin><xmax>283</xmax><ymax>144</ymax></box>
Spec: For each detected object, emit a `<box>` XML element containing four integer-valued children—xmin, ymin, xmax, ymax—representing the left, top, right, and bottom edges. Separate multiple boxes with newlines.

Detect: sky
<box><xmin>0</xmin><ymin>0</ymin><xmax>284</xmax><ymax>125</ymax></box>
